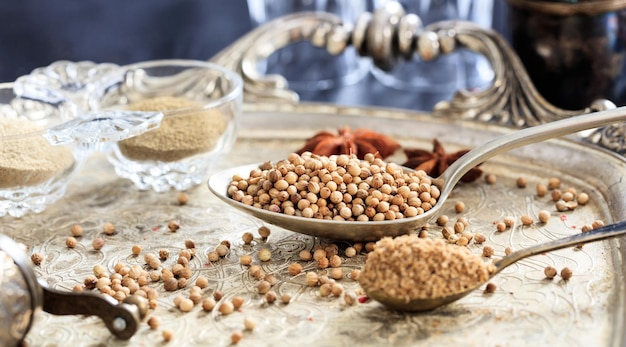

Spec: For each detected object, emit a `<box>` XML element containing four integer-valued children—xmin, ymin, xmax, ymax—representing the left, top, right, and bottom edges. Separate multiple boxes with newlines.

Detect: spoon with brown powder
<box><xmin>361</xmin><ymin>219</ymin><xmax>626</xmax><ymax>311</ymax></box>
<box><xmin>210</xmin><ymin>106</ymin><xmax>626</xmax><ymax>241</ymax></box>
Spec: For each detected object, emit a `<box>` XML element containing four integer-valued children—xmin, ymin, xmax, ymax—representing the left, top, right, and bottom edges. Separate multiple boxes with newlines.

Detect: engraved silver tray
<box><xmin>4</xmin><ymin>101</ymin><xmax>625</xmax><ymax>346</ymax></box>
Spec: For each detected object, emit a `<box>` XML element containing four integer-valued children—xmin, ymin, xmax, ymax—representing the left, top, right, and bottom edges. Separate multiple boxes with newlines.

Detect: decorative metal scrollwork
<box><xmin>210</xmin><ymin>1</ymin><xmax>624</xmax><ymax>154</ymax></box>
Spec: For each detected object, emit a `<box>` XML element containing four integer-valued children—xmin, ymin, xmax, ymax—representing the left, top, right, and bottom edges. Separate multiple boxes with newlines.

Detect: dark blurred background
<box><xmin>0</xmin><ymin>0</ymin><xmax>510</xmax><ymax>83</ymax></box>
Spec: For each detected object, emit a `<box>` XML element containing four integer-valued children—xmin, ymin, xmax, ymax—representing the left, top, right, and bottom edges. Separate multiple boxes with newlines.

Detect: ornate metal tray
<box><xmin>4</xmin><ymin>101</ymin><xmax>625</xmax><ymax>346</ymax></box>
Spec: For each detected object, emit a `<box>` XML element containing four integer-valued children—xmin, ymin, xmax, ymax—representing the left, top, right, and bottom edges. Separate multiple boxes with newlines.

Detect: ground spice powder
<box><xmin>0</xmin><ymin>118</ymin><xmax>74</xmax><ymax>188</ymax></box>
<box><xmin>359</xmin><ymin>235</ymin><xmax>495</xmax><ymax>302</ymax></box>
<box><xmin>118</xmin><ymin>96</ymin><xmax>227</xmax><ymax>162</ymax></box>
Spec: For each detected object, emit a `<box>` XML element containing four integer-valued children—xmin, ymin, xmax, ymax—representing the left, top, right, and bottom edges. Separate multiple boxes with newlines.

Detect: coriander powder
<box><xmin>0</xmin><ymin>118</ymin><xmax>75</xmax><ymax>189</ymax></box>
<box><xmin>118</xmin><ymin>96</ymin><xmax>228</xmax><ymax>162</ymax></box>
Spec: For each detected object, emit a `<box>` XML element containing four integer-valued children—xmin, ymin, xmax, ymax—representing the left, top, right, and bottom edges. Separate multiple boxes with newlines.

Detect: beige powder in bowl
<box><xmin>117</xmin><ymin>96</ymin><xmax>228</xmax><ymax>162</ymax></box>
<box><xmin>0</xmin><ymin>118</ymin><xmax>75</xmax><ymax>189</ymax></box>
<box><xmin>359</xmin><ymin>235</ymin><xmax>495</xmax><ymax>302</ymax></box>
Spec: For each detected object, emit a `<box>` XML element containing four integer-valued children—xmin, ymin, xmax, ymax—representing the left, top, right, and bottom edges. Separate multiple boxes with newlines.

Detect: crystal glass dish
<box><xmin>92</xmin><ymin>60</ymin><xmax>243</xmax><ymax>192</ymax></box>
<box><xmin>0</xmin><ymin>83</ymin><xmax>80</xmax><ymax>218</ymax></box>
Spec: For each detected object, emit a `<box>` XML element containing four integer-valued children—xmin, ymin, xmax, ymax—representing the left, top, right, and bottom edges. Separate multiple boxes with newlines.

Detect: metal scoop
<box><xmin>364</xmin><ymin>219</ymin><xmax>626</xmax><ymax>311</ymax></box>
<box><xmin>0</xmin><ymin>234</ymin><xmax>147</xmax><ymax>347</ymax></box>
<box><xmin>208</xmin><ymin>106</ymin><xmax>626</xmax><ymax>241</ymax></box>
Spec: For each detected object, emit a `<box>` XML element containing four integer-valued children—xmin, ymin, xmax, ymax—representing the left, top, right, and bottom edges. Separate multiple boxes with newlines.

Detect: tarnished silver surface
<box><xmin>0</xmin><ymin>250</ymin><xmax>32</xmax><ymax>347</ymax></box>
<box><xmin>3</xmin><ymin>104</ymin><xmax>625</xmax><ymax>346</ymax></box>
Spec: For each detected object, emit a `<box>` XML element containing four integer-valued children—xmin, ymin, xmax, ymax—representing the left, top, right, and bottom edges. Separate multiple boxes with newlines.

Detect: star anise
<box><xmin>403</xmin><ymin>139</ymin><xmax>482</xmax><ymax>183</ymax></box>
<box><xmin>296</xmin><ymin>126</ymin><xmax>401</xmax><ymax>159</ymax></box>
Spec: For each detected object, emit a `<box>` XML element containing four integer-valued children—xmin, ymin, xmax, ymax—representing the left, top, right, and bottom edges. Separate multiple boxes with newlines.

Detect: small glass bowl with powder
<box><xmin>0</xmin><ymin>83</ymin><xmax>80</xmax><ymax>218</ymax></box>
<box><xmin>91</xmin><ymin>60</ymin><xmax>243</xmax><ymax>192</ymax></box>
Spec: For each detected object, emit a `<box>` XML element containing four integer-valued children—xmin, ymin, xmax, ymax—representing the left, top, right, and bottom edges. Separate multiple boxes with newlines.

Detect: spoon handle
<box><xmin>494</xmin><ymin>219</ymin><xmax>626</xmax><ymax>273</ymax></box>
<box><xmin>439</xmin><ymin>106</ymin><xmax>626</xmax><ymax>202</ymax></box>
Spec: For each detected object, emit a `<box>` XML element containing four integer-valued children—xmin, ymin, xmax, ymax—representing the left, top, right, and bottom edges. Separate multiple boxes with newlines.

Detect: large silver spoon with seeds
<box><xmin>209</xmin><ymin>106</ymin><xmax>626</xmax><ymax>241</ymax></box>
<box><xmin>363</xmin><ymin>219</ymin><xmax>626</xmax><ymax>311</ymax></box>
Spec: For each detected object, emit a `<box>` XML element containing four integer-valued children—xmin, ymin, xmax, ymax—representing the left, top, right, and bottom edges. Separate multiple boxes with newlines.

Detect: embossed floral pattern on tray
<box><xmin>2</xmin><ymin>107</ymin><xmax>624</xmax><ymax>346</ymax></box>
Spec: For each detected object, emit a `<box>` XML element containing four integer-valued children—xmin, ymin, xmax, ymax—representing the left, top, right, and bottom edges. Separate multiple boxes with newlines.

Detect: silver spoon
<box><xmin>364</xmin><ymin>218</ymin><xmax>626</xmax><ymax>311</ymax></box>
<box><xmin>208</xmin><ymin>106</ymin><xmax>626</xmax><ymax>241</ymax></box>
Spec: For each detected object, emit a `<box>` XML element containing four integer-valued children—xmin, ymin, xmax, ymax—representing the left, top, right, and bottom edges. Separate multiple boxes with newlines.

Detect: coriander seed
<box><xmin>184</xmin><ymin>239</ymin><xmax>195</xmax><ymax>249</ymax></box>
<box><xmin>544</xmin><ymin>266</ymin><xmax>557</xmax><ymax>279</ymax></box>
<box><xmin>103</xmin><ymin>222</ymin><xmax>115</xmax><ymax>235</ymax></box>
<box><xmin>207</xmin><ymin>251</ymin><xmax>219</xmax><ymax>262</ymax></box>
<box><xmin>349</xmin><ymin>269</ymin><xmax>361</xmax><ymax>281</ymax></box>
<box><xmin>485</xmin><ymin>173</ymin><xmax>496</xmax><ymax>184</ymax></box>
<box><xmin>158</xmin><ymin>249</ymin><xmax>169</xmax><ymax>260</ymax></box>
<box><xmin>31</xmin><ymin>252</ymin><xmax>44</xmax><ymax>266</ymax></box>
<box><xmin>265</xmin><ymin>291</ymin><xmax>277</xmax><ymax>304</ymax></box>
<box><xmin>257</xmin><ymin>280</ymin><xmax>271</xmax><ymax>294</ymax></box>
<box><xmin>495</xmin><ymin>222</ymin><xmax>506</xmax><ymax>232</ymax></box>
<box><xmin>454</xmin><ymin>201</ymin><xmax>465</xmax><ymax>213</ymax></box>
<box><xmin>240</xmin><ymin>255</ymin><xmax>253</xmax><ymax>266</ymax></box>
<box><xmin>71</xmin><ymin>224</ymin><xmax>83</xmax><ymax>237</ymax></box>
<box><xmin>242</xmin><ymin>232</ymin><xmax>254</xmax><ymax>244</ymax></box>
<box><xmin>231</xmin><ymin>331</ymin><xmax>243</xmax><ymax>344</ymax></box>
<box><xmin>231</xmin><ymin>296</ymin><xmax>244</xmax><ymax>309</ymax></box>
<box><xmin>317</xmin><ymin>257</ymin><xmax>329</xmax><ymax>269</ymax></box>
<box><xmin>131</xmin><ymin>244</ymin><xmax>142</xmax><ymax>255</ymax></box>
<box><xmin>147</xmin><ymin>316</ymin><xmax>161</xmax><ymax>330</ymax></box>
<box><xmin>288</xmin><ymin>263</ymin><xmax>303</xmax><ymax>276</ymax></box>
<box><xmin>92</xmin><ymin>237</ymin><xmax>105</xmax><ymax>250</ymax></box>
<box><xmin>179</xmin><ymin>298</ymin><xmax>194</xmax><ymax>312</ymax></box>
<box><xmin>521</xmin><ymin>215</ymin><xmax>534</xmax><ymax>226</ymax></box>
<box><xmin>177</xmin><ymin>192</ymin><xmax>189</xmax><ymax>205</ymax></box>
<box><xmin>202</xmin><ymin>298</ymin><xmax>216</xmax><ymax>311</ymax></box>
<box><xmin>436</xmin><ymin>215</ymin><xmax>449</xmax><ymax>226</ymax></box>
<box><xmin>536</xmin><ymin>183</ymin><xmax>547</xmax><ymax>197</ymax></box>
<box><xmin>561</xmin><ymin>267</ymin><xmax>573</xmax><ymax>280</ymax></box>
<box><xmin>577</xmin><ymin>192</ymin><xmax>590</xmax><ymax>205</ymax></box>
<box><xmin>516</xmin><ymin>177</ymin><xmax>527</xmax><ymax>188</ymax></box>
<box><xmin>162</xmin><ymin>329</ymin><xmax>174</xmax><ymax>342</ymax></box>
<box><xmin>216</xmin><ymin>245</ymin><xmax>229</xmax><ymax>257</ymax></box>
<box><xmin>258</xmin><ymin>248</ymin><xmax>272</xmax><ymax>262</ymax></box>
<box><xmin>299</xmin><ymin>249</ymin><xmax>313</xmax><ymax>261</ymax></box>
<box><xmin>164</xmin><ymin>278</ymin><xmax>178</xmax><ymax>291</ymax></box>
<box><xmin>218</xmin><ymin>301</ymin><xmax>234</xmax><ymax>315</ymax></box>
<box><xmin>66</xmin><ymin>237</ymin><xmax>77</xmax><ymax>249</ymax></box>
<box><xmin>503</xmin><ymin>216</ymin><xmax>515</xmax><ymax>228</ymax></box>
<box><xmin>264</xmin><ymin>274</ymin><xmax>277</xmax><ymax>286</ymax></box>
<box><xmin>484</xmin><ymin>282</ymin><xmax>497</xmax><ymax>293</ymax></box>
<box><xmin>167</xmin><ymin>220</ymin><xmax>180</xmax><ymax>232</ymax></box>
<box><xmin>482</xmin><ymin>245</ymin><xmax>494</xmax><ymax>257</ymax></box>
<box><xmin>504</xmin><ymin>247</ymin><xmax>513</xmax><ymax>256</ymax></box>
<box><xmin>331</xmin><ymin>283</ymin><xmax>344</xmax><ymax>297</ymax></box>
<box><xmin>319</xmin><ymin>283</ymin><xmax>332</xmax><ymax>297</ymax></box>
<box><xmin>344</xmin><ymin>291</ymin><xmax>357</xmax><ymax>306</ymax></box>
<box><xmin>281</xmin><ymin>293</ymin><xmax>292</xmax><ymax>304</ymax></box>
<box><xmin>244</xmin><ymin>316</ymin><xmax>256</xmax><ymax>331</ymax></box>
<box><xmin>258</xmin><ymin>226</ymin><xmax>271</xmax><ymax>240</ymax></box>
<box><xmin>329</xmin><ymin>268</ymin><xmax>343</xmax><ymax>280</ymax></box>
<box><xmin>538</xmin><ymin>210</ymin><xmax>550</xmax><ymax>223</ymax></box>
<box><xmin>345</xmin><ymin>247</ymin><xmax>357</xmax><ymax>258</ymax></box>
<box><xmin>306</xmin><ymin>271</ymin><xmax>319</xmax><ymax>287</ymax></box>
<box><xmin>329</xmin><ymin>255</ymin><xmax>342</xmax><ymax>268</ymax></box>
<box><xmin>313</xmin><ymin>249</ymin><xmax>326</xmax><ymax>261</ymax></box>
<box><xmin>548</xmin><ymin>177</ymin><xmax>561</xmax><ymax>189</ymax></box>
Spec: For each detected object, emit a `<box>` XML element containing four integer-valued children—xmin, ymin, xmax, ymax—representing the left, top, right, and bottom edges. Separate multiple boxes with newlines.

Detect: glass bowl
<box><xmin>91</xmin><ymin>59</ymin><xmax>243</xmax><ymax>192</ymax></box>
<box><xmin>0</xmin><ymin>83</ymin><xmax>80</xmax><ymax>218</ymax></box>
